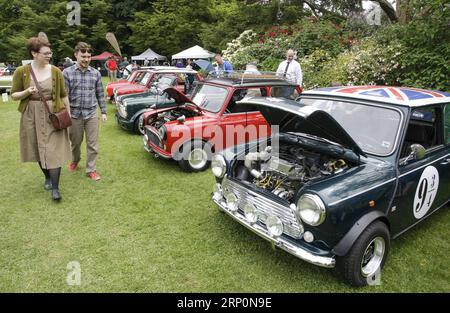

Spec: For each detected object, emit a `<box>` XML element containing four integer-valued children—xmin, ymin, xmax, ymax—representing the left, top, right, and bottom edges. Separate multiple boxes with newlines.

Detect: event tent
<box><xmin>171</xmin><ymin>45</ymin><xmax>215</xmax><ymax>60</ymax></box>
<box><xmin>91</xmin><ymin>51</ymin><xmax>120</xmax><ymax>61</ymax></box>
<box><xmin>131</xmin><ymin>48</ymin><xmax>166</xmax><ymax>61</ymax></box>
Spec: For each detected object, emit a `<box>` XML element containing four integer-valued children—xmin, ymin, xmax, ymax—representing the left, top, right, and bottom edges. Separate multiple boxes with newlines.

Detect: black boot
<box><xmin>39</xmin><ymin>162</ymin><xmax>52</xmax><ymax>190</ymax></box>
<box><xmin>49</xmin><ymin>167</ymin><xmax>62</xmax><ymax>201</ymax></box>
<box><xmin>51</xmin><ymin>189</ymin><xmax>61</xmax><ymax>201</ymax></box>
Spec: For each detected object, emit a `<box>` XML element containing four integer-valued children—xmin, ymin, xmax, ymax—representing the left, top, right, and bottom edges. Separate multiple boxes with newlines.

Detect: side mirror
<box><xmin>401</xmin><ymin>144</ymin><xmax>426</xmax><ymax>165</ymax></box>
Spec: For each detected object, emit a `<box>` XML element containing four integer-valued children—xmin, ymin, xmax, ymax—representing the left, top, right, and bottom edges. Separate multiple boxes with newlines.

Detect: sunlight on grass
<box><xmin>0</xmin><ymin>84</ymin><xmax>449</xmax><ymax>292</ymax></box>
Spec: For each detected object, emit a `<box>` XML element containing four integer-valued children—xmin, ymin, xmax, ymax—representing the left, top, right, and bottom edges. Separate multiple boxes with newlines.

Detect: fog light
<box><xmin>224</xmin><ymin>191</ymin><xmax>238</xmax><ymax>212</ymax></box>
<box><xmin>266</xmin><ymin>215</ymin><xmax>283</xmax><ymax>237</ymax></box>
<box><xmin>212</xmin><ymin>183</ymin><xmax>223</xmax><ymax>202</ymax></box>
<box><xmin>243</xmin><ymin>203</ymin><xmax>258</xmax><ymax>224</ymax></box>
<box><xmin>303</xmin><ymin>231</ymin><xmax>314</xmax><ymax>243</ymax></box>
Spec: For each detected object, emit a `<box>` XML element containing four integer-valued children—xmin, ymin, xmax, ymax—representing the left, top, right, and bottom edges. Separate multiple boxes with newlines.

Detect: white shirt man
<box><xmin>276</xmin><ymin>49</ymin><xmax>303</xmax><ymax>86</ymax></box>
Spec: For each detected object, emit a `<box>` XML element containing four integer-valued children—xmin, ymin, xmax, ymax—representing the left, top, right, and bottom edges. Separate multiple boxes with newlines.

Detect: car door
<box><xmin>219</xmin><ymin>88</ymin><xmax>249</xmax><ymax>150</ymax></box>
<box><xmin>389</xmin><ymin>104</ymin><xmax>450</xmax><ymax>236</ymax></box>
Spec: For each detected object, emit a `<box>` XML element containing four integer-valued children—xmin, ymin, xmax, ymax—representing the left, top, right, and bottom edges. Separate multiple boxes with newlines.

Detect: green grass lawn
<box><xmin>0</xmin><ymin>83</ymin><xmax>449</xmax><ymax>292</ymax></box>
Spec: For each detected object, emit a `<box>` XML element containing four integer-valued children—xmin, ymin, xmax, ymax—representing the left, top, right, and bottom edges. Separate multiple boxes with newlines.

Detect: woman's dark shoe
<box><xmin>44</xmin><ymin>178</ymin><xmax>52</xmax><ymax>190</ymax></box>
<box><xmin>52</xmin><ymin>189</ymin><xmax>62</xmax><ymax>201</ymax></box>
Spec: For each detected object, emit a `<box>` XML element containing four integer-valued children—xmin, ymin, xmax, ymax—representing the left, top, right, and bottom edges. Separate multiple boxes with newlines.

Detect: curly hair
<box><xmin>26</xmin><ymin>37</ymin><xmax>51</xmax><ymax>58</ymax></box>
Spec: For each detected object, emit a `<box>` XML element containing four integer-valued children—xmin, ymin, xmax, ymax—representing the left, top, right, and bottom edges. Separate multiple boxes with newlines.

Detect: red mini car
<box><xmin>113</xmin><ymin>67</ymin><xmax>201</xmax><ymax>101</ymax></box>
<box><xmin>142</xmin><ymin>75</ymin><xmax>302</xmax><ymax>172</ymax></box>
<box><xmin>106</xmin><ymin>70</ymin><xmax>147</xmax><ymax>101</ymax></box>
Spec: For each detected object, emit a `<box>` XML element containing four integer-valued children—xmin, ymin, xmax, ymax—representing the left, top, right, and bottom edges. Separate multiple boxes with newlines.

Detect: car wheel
<box><xmin>178</xmin><ymin>140</ymin><xmax>212</xmax><ymax>172</ymax></box>
<box><xmin>134</xmin><ymin>114</ymin><xmax>145</xmax><ymax>135</ymax></box>
<box><xmin>336</xmin><ymin>220</ymin><xmax>390</xmax><ymax>287</ymax></box>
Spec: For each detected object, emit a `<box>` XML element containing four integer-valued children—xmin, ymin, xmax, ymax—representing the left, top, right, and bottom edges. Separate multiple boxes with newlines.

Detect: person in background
<box><xmin>276</xmin><ymin>49</ymin><xmax>302</xmax><ymax>99</ymax></box>
<box><xmin>143</xmin><ymin>58</ymin><xmax>149</xmax><ymax>66</ymax></box>
<box><xmin>152</xmin><ymin>58</ymin><xmax>158</xmax><ymax>66</ymax></box>
<box><xmin>244</xmin><ymin>61</ymin><xmax>261</xmax><ymax>75</ymax></box>
<box><xmin>276</xmin><ymin>49</ymin><xmax>302</xmax><ymax>86</ymax></box>
<box><xmin>175</xmin><ymin>59</ymin><xmax>184</xmax><ymax>68</ymax></box>
<box><xmin>11</xmin><ymin>36</ymin><xmax>71</xmax><ymax>201</ymax></box>
<box><xmin>185</xmin><ymin>58</ymin><xmax>193</xmax><ymax>70</ymax></box>
<box><xmin>185</xmin><ymin>59</ymin><xmax>195</xmax><ymax>94</ymax></box>
<box><xmin>214</xmin><ymin>53</ymin><xmax>233</xmax><ymax>75</ymax></box>
<box><xmin>118</xmin><ymin>56</ymin><xmax>129</xmax><ymax>79</ymax></box>
<box><xmin>106</xmin><ymin>56</ymin><xmax>117</xmax><ymax>82</ymax></box>
<box><xmin>63</xmin><ymin>42</ymin><xmax>107</xmax><ymax>181</ymax></box>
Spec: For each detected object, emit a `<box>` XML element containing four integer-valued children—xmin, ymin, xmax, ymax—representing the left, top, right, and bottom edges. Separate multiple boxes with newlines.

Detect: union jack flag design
<box><xmin>314</xmin><ymin>86</ymin><xmax>450</xmax><ymax>102</ymax></box>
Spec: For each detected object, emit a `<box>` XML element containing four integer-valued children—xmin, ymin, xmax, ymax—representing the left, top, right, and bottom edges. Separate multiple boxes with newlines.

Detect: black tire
<box><xmin>134</xmin><ymin>114</ymin><xmax>145</xmax><ymax>135</ymax></box>
<box><xmin>178</xmin><ymin>140</ymin><xmax>212</xmax><ymax>172</ymax></box>
<box><xmin>336</xmin><ymin>220</ymin><xmax>390</xmax><ymax>287</ymax></box>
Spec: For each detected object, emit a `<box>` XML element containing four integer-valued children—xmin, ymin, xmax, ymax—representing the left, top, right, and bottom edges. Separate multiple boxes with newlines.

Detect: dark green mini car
<box><xmin>115</xmin><ymin>71</ymin><xmax>201</xmax><ymax>134</ymax></box>
<box><xmin>211</xmin><ymin>86</ymin><xmax>450</xmax><ymax>286</ymax></box>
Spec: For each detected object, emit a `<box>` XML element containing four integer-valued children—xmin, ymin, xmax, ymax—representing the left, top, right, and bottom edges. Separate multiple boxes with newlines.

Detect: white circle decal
<box><xmin>413</xmin><ymin>166</ymin><xmax>439</xmax><ymax>219</ymax></box>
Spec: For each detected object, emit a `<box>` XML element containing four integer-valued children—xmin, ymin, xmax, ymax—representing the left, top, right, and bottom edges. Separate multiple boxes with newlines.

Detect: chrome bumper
<box><xmin>213</xmin><ymin>198</ymin><xmax>336</xmax><ymax>268</ymax></box>
<box><xmin>142</xmin><ymin>134</ymin><xmax>171</xmax><ymax>159</ymax></box>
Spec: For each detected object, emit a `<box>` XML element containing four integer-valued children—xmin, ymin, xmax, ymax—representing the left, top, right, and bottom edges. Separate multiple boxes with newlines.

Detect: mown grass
<box><xmin>0</xmin><ymin>82</ymin><xmax>449</xmax><ymax>292</ymax></box>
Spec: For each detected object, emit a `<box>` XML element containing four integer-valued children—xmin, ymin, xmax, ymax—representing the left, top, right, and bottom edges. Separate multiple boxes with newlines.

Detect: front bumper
<box><xmin>115</xmin><ymin>112</ymin><xmax>134</xmax><ymax>132</ymax></box>
<box><xmin>212</xmin><ymin>184</ymin><xmax>336</xmax><ymax>269</ymax></box>
<box><xmin>143</xmin><ymin>129</ymin><xmax>172</xmax><ymax>159</ymax></box>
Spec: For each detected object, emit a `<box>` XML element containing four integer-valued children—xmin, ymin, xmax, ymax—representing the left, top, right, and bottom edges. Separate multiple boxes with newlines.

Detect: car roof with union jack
<box><xmin>303</xmin><ymin>86</ymin><xmax>450</xmax><ymax>107</ymax></box>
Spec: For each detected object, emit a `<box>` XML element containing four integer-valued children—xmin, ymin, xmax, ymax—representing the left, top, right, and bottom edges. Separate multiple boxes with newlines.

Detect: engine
<box><xmin>148</xmin><ymin>108</ymin><xmax>197</xmax><ymax>129</ymax></box>
<box><xmin>235</xmin><ymin>145</ymin><xmax>349</xmax><ymax>202</ymax></box>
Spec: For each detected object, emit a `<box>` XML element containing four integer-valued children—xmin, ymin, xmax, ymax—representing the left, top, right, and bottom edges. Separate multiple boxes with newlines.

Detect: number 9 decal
<box><xmin>413</xmin><ymin>166</ymin><xmax>439</xmax><ymax>219</ymax></box>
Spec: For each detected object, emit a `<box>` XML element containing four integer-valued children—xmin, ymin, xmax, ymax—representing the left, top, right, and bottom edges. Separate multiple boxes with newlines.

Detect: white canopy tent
<box><xmin>171</xmin><ymin>45</ymin><xmax>215</xmax><ymax>60</ymax></box>
<box><xmin>131</xmin><ymin>48</ymin><xmax>166</xmax><ymax>61</ymax></box>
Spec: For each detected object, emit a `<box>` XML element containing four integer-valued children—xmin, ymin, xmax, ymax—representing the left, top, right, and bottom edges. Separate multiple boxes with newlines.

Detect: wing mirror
<box><xmin>401</xmin><ymin>144</ymin><xmax>426</xmax><ymax>165</ymax></box>
<box><xmin>177</xmin><ymin>115</ymin><xmax>185</xmax><ymax>124</ymax></box>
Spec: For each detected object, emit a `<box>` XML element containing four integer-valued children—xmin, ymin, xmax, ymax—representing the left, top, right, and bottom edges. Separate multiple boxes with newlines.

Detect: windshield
<box><xmin>158</xmin><ymin>75</ymin><xmax>176</xmax><ymax>88</ymax></box>
<box><xmin>192</xmin><ymin>84</ymin><xmax>228</xmax><ymax>113</ymax></box>
<box><xmin>139</xmin><ymin>72</ymin><xmax>153</xmax><ymax>86</ymax></box>
<box><xmin>301</xmin><ymin>98</ymin><xmax>402</xmax><ymax>155</ymax></box>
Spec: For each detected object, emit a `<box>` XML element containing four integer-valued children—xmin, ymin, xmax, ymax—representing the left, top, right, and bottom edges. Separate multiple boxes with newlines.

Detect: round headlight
<box><xmin>266</xmin><ymin>215</ymin><xmax>283</xmax><ymax>237</ymax></box>
<box><xmin>224</xmin><ymin>191</ymin><xmax>238</xmax><ymax>212</ymax></box>
<box><xmin>211</xmin><ymin>154</ymin><xmax>227</xmax><ymax>178</ymax></box>
<box><xmin>243</xmin><ymin>203</ymin><xmax>258</xmax><ymax>224</ymax></box>
<box><xmin>296</xmin><ymin>194</ymin><xmax>326</xmax><ymax>226</ymax></box>
<box><xmin>158</xmin><ymin>125</ymin><xmax>167</xmax><ymax>141</ymax></box>
<box><xmin>212</xmin><ymin>183</ymin><xmax>223</xmax><ymax>202</ymax></box>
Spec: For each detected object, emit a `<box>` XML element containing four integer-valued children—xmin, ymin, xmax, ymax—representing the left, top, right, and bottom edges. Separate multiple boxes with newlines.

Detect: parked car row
<box><xmin>107</xmin><ymin>70</ymin><xmax>450</xmax><ymax>286</ymax></box>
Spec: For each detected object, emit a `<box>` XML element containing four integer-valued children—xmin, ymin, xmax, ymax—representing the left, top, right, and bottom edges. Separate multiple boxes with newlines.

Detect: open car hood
<box><xmin>164</xmin><ymin>87</ymin><xmax>202</xmax><ymax>112</ymax></box>
<box><xmin>239</xmin><ymin>97</ymin><xmax>366</xmax><ymax>157</ymax></box>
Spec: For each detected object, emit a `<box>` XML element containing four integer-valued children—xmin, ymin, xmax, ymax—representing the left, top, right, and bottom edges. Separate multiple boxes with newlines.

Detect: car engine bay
<box><xmin>233</xmin><ymin>142</ymin><xmax>353</xmax><ymax>202</ymax></box>
<box><xmin>147</xmin><ymin>108</ymin><xmax>199</xmax><ymax>129</ymax></box>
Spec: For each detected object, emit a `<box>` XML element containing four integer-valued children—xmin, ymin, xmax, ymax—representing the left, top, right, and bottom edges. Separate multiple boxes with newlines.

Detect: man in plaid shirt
<box><xmin>63</xmin><ymin>42</ymin><xmax>107</xmax><ymax>181</ymax></box>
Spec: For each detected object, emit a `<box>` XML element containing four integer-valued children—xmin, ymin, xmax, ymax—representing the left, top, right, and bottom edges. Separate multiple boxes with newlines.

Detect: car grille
<box><xmin>222</xmin><ymin>177</ymin><xmax>304</xmax><ymax>239</ymax></box>
<box><xmin>145</xmin><ymin>127</ymin><xmax>163</xmax><ymax>148</ymax></box>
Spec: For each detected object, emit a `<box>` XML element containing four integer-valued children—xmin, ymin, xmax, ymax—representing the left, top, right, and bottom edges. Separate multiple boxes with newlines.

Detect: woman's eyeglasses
<box><xmin>38</xmin><ymin>51</ymin><xmax>53</xmax><ymax>56</ymax></box>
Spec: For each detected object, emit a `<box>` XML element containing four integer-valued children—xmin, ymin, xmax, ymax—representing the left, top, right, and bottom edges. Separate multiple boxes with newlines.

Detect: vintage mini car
<box><xmin>211</xmin><ymin>86</ymin><xmax>450</xmax><ymax>286</ymax></box>
<box><xmin>113</xmin><ymin>67</ymin><xmax>201</xmax><ymax>101</ymax></box>
<box><xmin>115</xmin><ymin>75</ymin><xmax>193</xmax><ymax>134</ymax></box>
<box><xmin>106</xmin><ymin>69</ymin><xmax>148</xmax><ymax>101</ymax></box>
<box><xmin>142</xmin><ymin>75</ymin><xmax>302</xmax><ymax>172</ymax></box>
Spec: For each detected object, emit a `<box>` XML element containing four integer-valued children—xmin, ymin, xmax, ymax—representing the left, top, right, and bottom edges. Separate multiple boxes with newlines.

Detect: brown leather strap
<box><xmin>29</xmin><ymin>64</ymin><xmax>53</xmax><ymax>114</ymax></box>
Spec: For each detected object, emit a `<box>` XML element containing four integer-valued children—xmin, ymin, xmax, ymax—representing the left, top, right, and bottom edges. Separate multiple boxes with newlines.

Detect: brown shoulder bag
<box><xmin>29</xmin><ymin>65</ymin><xmax>72</xmax><ymax>130</ymax></box>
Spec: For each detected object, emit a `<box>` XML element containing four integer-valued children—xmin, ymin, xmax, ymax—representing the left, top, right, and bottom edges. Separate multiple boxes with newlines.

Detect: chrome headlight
<box><xmin>224</xmin><ymin>191</ymin><xmax>238</xmax><ymax>212</ymax></box>
<box><xmin>118</xmin><ymin>101</ymin><xmax>127</xmax><ymax>118</ymax></box>
<box><xmin>211</xmin><ymin>154</ymin><xmax>227</xmax><ymax>178</ymax></box>
<box><xmin>158</xmin><ymin>125</ymin><xmax>167</xmax><ymax>141</ymax></box>
<box><xmin>296</xmin><ymin>194</ymin><xmax>326</xmax><ymax>226</ymax></box>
